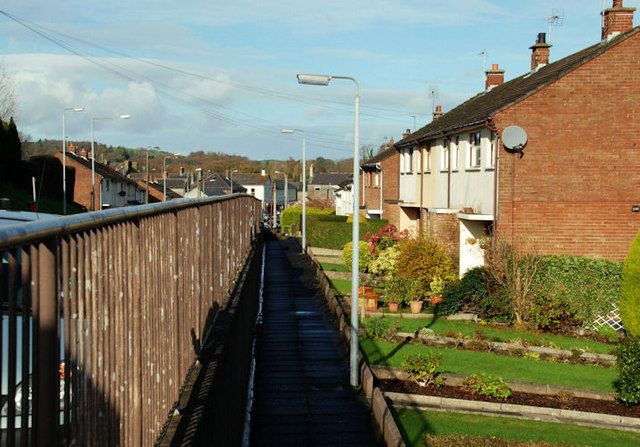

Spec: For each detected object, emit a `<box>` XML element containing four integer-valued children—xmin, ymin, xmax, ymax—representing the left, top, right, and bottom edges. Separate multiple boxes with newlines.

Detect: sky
<box><xmin>0</xmin><ymin>1</ymin><xmax>630</xmax><ymax>161</ymax></box>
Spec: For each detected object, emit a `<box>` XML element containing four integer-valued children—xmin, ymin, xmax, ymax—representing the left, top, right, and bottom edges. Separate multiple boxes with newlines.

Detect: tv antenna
<box><xmin>479</xmin><ymin>49</ymin><xmax>487</xmax><ymax>85</ymax></box>
<box><xmin>544</xmin><ymin>9</ymin><xmax>564</xmax><ymax>43</ymax></box>
<box><xmin>429</xmin><ymin>86</ymin><xmax>438</xmax><ymax>114</ymax></box>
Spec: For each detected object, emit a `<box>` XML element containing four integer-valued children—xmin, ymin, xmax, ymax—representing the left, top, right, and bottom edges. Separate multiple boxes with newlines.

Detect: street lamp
<box><xmin>230</xmin><ymin>169</ymin><xmax>238</xmax><ymax>194</ymax></box>
<box><xmin>281</xmin><ymin>129</ymin><xmax>306</xmax><ymax>253</ymax></box>
<box><xmin>91</xmin><ymin>114</ymin><xmax>131</xmax><ymax>211</ymax></box>
<box><xmin>163</xmin><ymin>153</ymin><xmax>180</xmax><ymax>201</ymax></box>
<box><xmin>62</xmin><ymin>107</ymin><xmax>84</xmax><ymax>214</ymax></box>
<box><xmin>297</xmin><ymin>73</ymin><xmax>360</xmax><ymax>387</ymax></box>
<box><xmin>275</xmin><ymin>170</ymin><xmax>288</xmax><ymax>210</ymax></box>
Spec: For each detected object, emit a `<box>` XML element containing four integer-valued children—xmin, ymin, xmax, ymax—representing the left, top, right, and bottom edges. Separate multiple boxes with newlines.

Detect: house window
<box><xmin>406</xmin><ymin>149</ymin><xmax>413</xmax><ymax>173</ymax></box>
<box><xmin>425</xmin><ymin>145</ymin><xmax>433</xmax><ymax>172</ymax></box>
<box><xmin>250</xmin><ymin>188</ymin><xmax>255</xmax><ymax>196</ymax></box>
<box><xmin>469</xmin><ymin>131</ymin><xmax>482</xmax><ymax>168</ymax></box>
<box><xmin>451</xmin><ymin>137</ymin><xmax>459</xmax><ymax>170</ymax></box>
<box><xmin>441</xmin><ymin>140</ymin><xmax>449</xmax><ymax>171</ymax></box>
<box><xmin>488</xmin><ymin>131</ymin><xmax>497</xmax><ymax>168</ymax></box>
<box><xmin>105</xmin><ymin>180</ymin><xmax>110</xmax><ymax>191</ymax></box>
<box><xmin>314</xmin><ymin>186</ymin><xmax>321</xmax><ymax>191</ymax></box>
<box><xmin>374</xmin><ymin>172</ymin><xmax>379</xmax><ymax>186</ymax></box>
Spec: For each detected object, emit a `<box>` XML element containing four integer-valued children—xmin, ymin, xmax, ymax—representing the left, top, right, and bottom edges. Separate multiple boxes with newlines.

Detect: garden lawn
<box><xmin>320</xmin><ymin>262</ymin><xmax>350</xmax><ymax>273</ymax></box>
<box><xmin>394</xmin><ymin>408</ymin><xmax>640</xmax><ymax>447</ymax></box>
<box><xmin>360</xmin><ymin>339</ymin><xmax>616</xmax><ymax>392</ymax></box>
<box><xmin>368</xmin><ymin>316</ymin><xmax>615</xmax><ymax>355</ymax></box>
<box><xmin>329</xmin><ymin>278</ymin><xmax>352</xmax><ymax>295</ymax></box>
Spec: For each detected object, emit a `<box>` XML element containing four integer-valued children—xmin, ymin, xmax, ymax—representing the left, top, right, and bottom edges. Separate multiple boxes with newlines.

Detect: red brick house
<box><xmin>55</xmin><ymin>146</ymin><xmax>146</xmax><ymax>210</ymax></box>
<box><xmin>360</xmin><ymin>140</ymin><xmax>401</xmax><ymax>227</ymax></box>
<box><xmin>395</xmin><ymin>1</ymin><xmax>640</xmax><ymax>274</ymax></box>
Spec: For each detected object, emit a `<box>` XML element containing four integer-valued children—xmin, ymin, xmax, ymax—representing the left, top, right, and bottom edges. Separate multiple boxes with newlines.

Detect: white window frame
<box><xmin>488</xmin><ymin>131</ymin><xmax>497</xmax><ymax>168</ymax></box>
<box><xmin>468</xmin><ymin>131</ymin><xmax>482</xmax><ymax>168</ymax></box>
<box><xmin>451</xmin><ymin>137</ymin><xmax>459</xmax><ymax>170</ymax></box>
<box><xmin>441</xmin><ymin>140</ymin><xmax>449</xmax><ymax>171</ymax></box>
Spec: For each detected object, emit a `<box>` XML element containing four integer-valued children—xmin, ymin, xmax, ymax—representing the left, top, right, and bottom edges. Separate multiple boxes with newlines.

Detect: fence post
<box><xmin>36</xmin><ymin>239</ymin><xmax>60</xmax><ymax>446</ymax></box>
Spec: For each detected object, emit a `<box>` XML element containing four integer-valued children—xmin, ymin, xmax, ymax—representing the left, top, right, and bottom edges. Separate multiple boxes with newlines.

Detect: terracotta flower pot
<box><xmin>410</xmin><ymin>300</ymin><xmax>423</xmax><ymax>314</ymax></box>
<box><xmin>388</xmin><ymin>302</ymin><xmax>399</xmax><ymax>312</ymax></box>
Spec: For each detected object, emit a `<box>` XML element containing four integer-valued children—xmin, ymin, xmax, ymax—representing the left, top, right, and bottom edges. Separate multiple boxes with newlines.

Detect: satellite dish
<box><xmin>502</xmin><ymin>126</ymin><xmax>528</xmax><ymax>151</ymax></box>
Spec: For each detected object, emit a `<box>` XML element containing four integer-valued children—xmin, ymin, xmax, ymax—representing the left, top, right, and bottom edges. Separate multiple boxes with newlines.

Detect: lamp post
<box><xmin>62</xmin><ymin>107</ymin><xmax>84</xmax><ymax>214</ymax></box>
<box><xmin>91</xmin><ymin>114</ymin><xmax>131</xmax><ymax>211</ymax></box>
<box><xmin>281</xmin><ymin>129</ymin><xmax>306</xmax><ymax>253</ymax></box>
<box><xmin>230</xmin><ymin>169</ymin><xmax>238</xmax><ymax>194</ymax></box>
<box><xmin>297</xmin><ymin>73</ymin><xmax>360</xmax><ymax>387</ymax></box>
<box><xmin>275</xmin><ymin>170</ymin><xmax>288</xmax><ymax>210</ymax></box>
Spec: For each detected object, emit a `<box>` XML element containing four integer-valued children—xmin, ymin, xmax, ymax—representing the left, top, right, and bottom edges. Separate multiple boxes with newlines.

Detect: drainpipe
<box><xmin>419</xmin><ymin>144</ymin><xmax>425</xmax><ymax>235</ymax></box>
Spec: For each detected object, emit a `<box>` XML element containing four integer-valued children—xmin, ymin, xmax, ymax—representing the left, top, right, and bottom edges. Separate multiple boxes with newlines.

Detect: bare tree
<box><xmin>484</xmin><ymin>237</ymin><xmax>542</xmax><ymax>326</ymax></box>
<box><xmin>0</xmin><ymin>63</ymin><xmax>16</xmax><ymax>121</ymax></box>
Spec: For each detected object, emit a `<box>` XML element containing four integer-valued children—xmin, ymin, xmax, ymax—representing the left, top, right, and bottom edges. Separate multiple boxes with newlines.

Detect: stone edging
<box><xmin>370</xmin><ymin>365</ymin><xmax>616</xmax><ymax>402</ymax></box>
<box><xmin>394</xmin><ymin>331</ymin><xmax>616</xmax><ymax>365</ymax></box>
<box><xmin>306</xmin><ymin>244</ymin><xmax>406</xmax><ymax>447</ymax></box>
<box><xmin>384</xmin><ymin>391</ymin><xmax>640</xmax><ymax>434</ymax></box>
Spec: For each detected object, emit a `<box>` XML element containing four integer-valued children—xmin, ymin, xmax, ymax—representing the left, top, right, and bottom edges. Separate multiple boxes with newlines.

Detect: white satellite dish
<box><xmin>502</xmin><ymin>126</ymin><xmax>528</xmax><ymax>151</ymax></box>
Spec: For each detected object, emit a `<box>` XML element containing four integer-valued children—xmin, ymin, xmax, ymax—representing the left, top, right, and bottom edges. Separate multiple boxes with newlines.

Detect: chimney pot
<box><xmin>530</xmin><ymin>33</ymin><xmax>551</xmax><ymax>71</ymax></box>
<box><xmin>485</xmin><ymin>63</ymin><xmax>505</xmax><ymax>91</ymax></box>
<box><xmin>602</xmin><ymin>0</ymin><xmax>636</xmax><ymax>41</ymax></box>
<box><xmin>433</xmin><ymin>105</ymin><xmax>444</xmax><ymax>120</ymax></box>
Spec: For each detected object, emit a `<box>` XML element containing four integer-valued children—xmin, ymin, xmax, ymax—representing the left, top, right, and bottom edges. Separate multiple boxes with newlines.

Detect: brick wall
<box><xmin>494</xmin><ymin>32</ymin><xmax>640</xmax><ymax>261</ymax></box>
<box><xmin>381</xmin><ymin>151</ymin><xmax>400</xmax><ymax>227</ymax></box>
<box><xmin>426</xmin><ymin>211</ymin><xmax>460</xmax><ymax>259</ymax></box>
<box><xmin>54</xmin><ymin>153</ymin><xmax>101</xmax><ymax>210</ymax></box>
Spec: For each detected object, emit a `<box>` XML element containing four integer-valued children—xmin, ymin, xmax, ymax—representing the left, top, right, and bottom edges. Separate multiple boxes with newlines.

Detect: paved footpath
<box><xmin>250</xmin><ymin>237</ymin><xmax>378</xmax><ymax>446</ymax></box>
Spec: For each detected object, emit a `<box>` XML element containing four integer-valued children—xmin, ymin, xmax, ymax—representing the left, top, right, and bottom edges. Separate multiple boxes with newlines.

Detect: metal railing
<box><xmin>0</xmin><ymin>195</ymin><xmax>261</xmax><ymax>446</ymax></box>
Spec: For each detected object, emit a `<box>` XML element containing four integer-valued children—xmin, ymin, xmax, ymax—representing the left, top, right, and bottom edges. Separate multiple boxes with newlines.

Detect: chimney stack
<box><xmin>485</xmin><ymin>64</ymin><xmax>505</xmax><ymax>91</ymax></box>
<box><xmin>602</xmin><ymin>0</ymin><xmax>636</xmax><ymax>41</ymax></box>
<box><xmin>433</xmin><ymin>105</ymin><xmax>444</xmax><ymax>120</ymax></box>
<box><xmin>387</xmin><ymin>138</ymin><xmax>394</xmax><ymax>148</ymax></box>
<box><xmin>80</xmin><ymin>147</ymin><xmax>87</xmax><ymax>158</ymax></box>
<box><xmin>403</xmin><ymin>128</ymin><xmax>411</xmax><ymax>139</ymax></box>
<box><xmin>530</xmin><ymin>33</ymin><xmax>551</xmax><ymax>71</ymax></box>
<box><xmin>68</xmin><ymin>141</ymin><xmax>76</xmax><ymax>155</ymax></box>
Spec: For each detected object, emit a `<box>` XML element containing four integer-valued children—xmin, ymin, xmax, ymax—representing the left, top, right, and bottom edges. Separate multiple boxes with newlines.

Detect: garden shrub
<box><xmin>383</xmin><ymin>277</ymin><xmax>410</xmax><ymax>305</ymax></box>
<box><xmin>530</xmin><ymin>293</ymin><xmax>579</xmax><ymax>334</ymax></box>
<box><xmin>596</xmin><ymin>324</ymin><xmax>620</xmax><ymax>344</ymax></box>
<box><xmin>533</xmin><ymin>254</ymin><xmax>622</xmax><ymax>328</ymax></box>
<box><xmin>280</xmin><ymin>205</ymin><xmax>333</xmax><ymax>235</ymax></box>
<box><xmin>400</xmin><ymin>353</ymin><xmax>443</xmax><ymax>387</ymax></box>
<box><xmin>395</xmin><ymin>237</ymin><xmax>457</xmax><ymax>291</ymax></box>
<box><xmin>614</xmin><ymin>336</ymin><xmax>640</xmax><ymax>405</ymax></box>
<box><xmin>462</xmin><ymin>373</ymin><xmax>512</xmax><ymax>399</ymax></box>
<box><xmin>620</xmin><ymin>231</ymin><xmax>640</xmax><ymax>337</ymax></box>
<box><xmin>363</xmin><ymin>318</ymin><xmax>390</xmax><ymax>340</ymax></box>
<box><xmin>368</xmin><ymin>245</ymin><xmax>400</xmax><ymax>279</ymax></box>
<box><xmin>342</xmin><ymin>240</ymin><xmax>374</xmax><ymax>273</ymax></box>
<box><xmin>438</xmin><ymin>267</ymin><xmax>488</xmax><ymax>317</ymax></box>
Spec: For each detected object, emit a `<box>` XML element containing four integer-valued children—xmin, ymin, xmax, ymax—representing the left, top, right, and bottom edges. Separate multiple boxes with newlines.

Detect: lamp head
<box><xmin>297</xmin><ymin>74</ymin><xmax>331</xmax><ymax>86</ymax></box>
<box><xmin>74</xmin><ymin>107</ymin><xmax>85</xmax><ymax>112</ymax></box>
<box><xmin>119</xmin><ymin>114</ymin><xmax>131</xmax><ymax>119</ymax></box>
<box><xmin>281</xmin><ymin>129</ymin><xmax>294</xmax><ymax>134</ymax></box>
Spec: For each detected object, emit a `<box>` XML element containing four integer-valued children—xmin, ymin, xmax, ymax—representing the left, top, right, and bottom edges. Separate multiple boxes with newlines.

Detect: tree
<box><xmin>620</xmin><ymin>231</ymin><xmax>640</xmax><ymax>337</ymax></box>
<box><xmin>484</xmin><ymin>237</ymin><xmax>541</xmax><ymax>326</ymax></box>
<box><xmin>0</xmin><ymin>64</ymin><xmax>16</xmax><ymax>121</ymax></box>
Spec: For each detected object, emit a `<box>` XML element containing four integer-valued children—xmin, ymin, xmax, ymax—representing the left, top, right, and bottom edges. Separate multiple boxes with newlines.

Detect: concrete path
<box><xmin>250</xmin><ymin>237</ymin><xmax>378</xmax><ymax>446</ymax></box>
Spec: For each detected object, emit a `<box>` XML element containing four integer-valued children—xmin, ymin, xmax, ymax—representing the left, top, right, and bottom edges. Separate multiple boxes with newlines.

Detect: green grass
<box><xmin>329</xmin><ymin>278</ymin><xmax>353</xmax><ymax>294</ymax></box>
<box><xmin>320</xmin><ymin>262</ymin><xmax>350</xmax><ymax>272</ymax></box>
<box><xmin>360</xmin><ymin>339</ymin><xmax>616</xmax><ymax>392</ymax></box>
<box><xmin>394</xmin><ymin>408</ymin><xmax>640</xmax><ymax>447</ymax></box>
<box><xmin>367</xmin><ymin>316</ymin><xmax>615</xmax><ymax>355</ymax></box>
<box><xmin>0</xmin><ymin>186</ymin><xmax>84</xmax><ymax>214</ymax></box>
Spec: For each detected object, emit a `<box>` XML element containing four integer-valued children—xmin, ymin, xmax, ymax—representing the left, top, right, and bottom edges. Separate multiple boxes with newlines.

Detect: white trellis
<box><xmin>592</xmin><ymin>303</ymin><xmax>625</xmax><ymax>332</ymax></box>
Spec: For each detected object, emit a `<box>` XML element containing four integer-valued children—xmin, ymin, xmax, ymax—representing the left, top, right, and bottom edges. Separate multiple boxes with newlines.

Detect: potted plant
<box><xmin>428</xmin><ymin>276</ymin><xmax>446</xmax><ymax>306</ymax></box>
<box><xmin>383</xmin><ymin>277</ymin><xmax>406</xmax><ymax>312</ymax></box>
<box><xmin>407</xmin><ymin>279</ymin><xmax>427</xmax><ymax>314</ymax></box>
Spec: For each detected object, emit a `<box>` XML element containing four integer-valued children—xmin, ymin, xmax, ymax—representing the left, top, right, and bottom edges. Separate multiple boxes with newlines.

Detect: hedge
<box><xmin>532</xmin><ymin>255</ymin><xmax>622</xmax><ymax>327</ymax></box>
<box><xmin>306</xmin><ymin>216</ymin><xmax>389</xmax><ymax>249</ymax></box>
<box><xmin>620</xmin><ymin>231</ymin><xmax>640</xmax><ymax>337</ymax></box>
